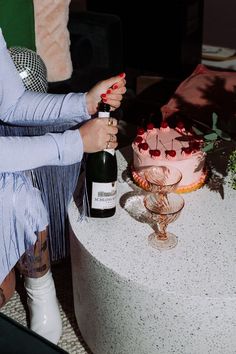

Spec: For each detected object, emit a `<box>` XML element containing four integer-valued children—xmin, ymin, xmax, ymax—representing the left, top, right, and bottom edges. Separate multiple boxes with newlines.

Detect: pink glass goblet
<box><xmin>144</xmin><ymin>165</ymin><xmax>182</xmax><ymax>195</ymax></box>
<box><xmin>144</xmin><ymin>192</ymin><xmax>185</xmax><ymax>250</ymax></box>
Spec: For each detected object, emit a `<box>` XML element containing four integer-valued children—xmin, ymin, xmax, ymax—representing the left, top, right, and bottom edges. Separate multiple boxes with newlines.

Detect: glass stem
<box><xmin>158</xmin><ymin>192</ymin><xmax>168</xmax><ymax>208</ymax></box>
<box><xmin>157</xmin><ymin>218</ymin><xmax>168</xmax><ymax>240</ymax></box>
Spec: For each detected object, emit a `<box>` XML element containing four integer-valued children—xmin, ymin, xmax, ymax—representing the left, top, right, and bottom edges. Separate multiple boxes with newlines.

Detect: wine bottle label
<box><xmin>91</xmin><ymin>181</ymin><xmax>117</xmax><ymax>209</ymax></box>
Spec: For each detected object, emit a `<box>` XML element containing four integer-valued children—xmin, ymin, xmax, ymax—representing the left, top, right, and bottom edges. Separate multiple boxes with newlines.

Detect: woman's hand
<box><xmin>86</xmin><ymin>73</ymin><xmax>126</xmax><ymax>115</ymax></box>
<box><xmin>79</xmin><ymin>116</ymin><xmax>118</xmax><ymax>153</ymax></box>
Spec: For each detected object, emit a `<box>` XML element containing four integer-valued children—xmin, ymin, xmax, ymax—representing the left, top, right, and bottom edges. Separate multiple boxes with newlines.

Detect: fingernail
<box><xmin>106</xmin><ymin>89</ymin><xmax>112</xmax><ymax>94</ymax></box>
<box><xmin>119</xmin><ymin>72</ymin><xmax>125</xmax><ymax>77</ymax></box>
<box><xmin>101</xmin><ymin>93</ymin><xmax>106</xmax><ymax>98</ymax></box>
<box><xmin>113</xmin><ymin>84</ymin><xmax>118</xmax><ymax>89</ymax></box>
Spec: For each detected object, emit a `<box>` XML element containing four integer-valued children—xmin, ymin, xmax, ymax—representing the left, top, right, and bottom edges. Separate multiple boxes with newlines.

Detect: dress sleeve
<box><xmin>0</xmin><ymin>28</ymin><xmax>86</xmax><ymax>172</ymax></box>
<box><xmin>0</xmin><ymin>28</ymin><xmax>90</xmax><ymax>126</ymax></box>
<box><xmin>0</xmin><ymin>130</ymin><xmax>84</xmax><ymax>172</ymax></box>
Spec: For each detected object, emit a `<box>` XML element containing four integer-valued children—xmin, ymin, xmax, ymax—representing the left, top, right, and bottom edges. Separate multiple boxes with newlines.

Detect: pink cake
<box><xmin>131</xmin><ymin>121</ymin><xmax>207</xmax><ymax>193</ymax></box>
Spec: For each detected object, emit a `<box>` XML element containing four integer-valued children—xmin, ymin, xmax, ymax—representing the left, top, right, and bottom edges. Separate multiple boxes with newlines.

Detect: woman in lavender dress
<box><xmin>0</xmin><ymin>28</ymin><xmax>126</xmax><ymax>344</ymax></box>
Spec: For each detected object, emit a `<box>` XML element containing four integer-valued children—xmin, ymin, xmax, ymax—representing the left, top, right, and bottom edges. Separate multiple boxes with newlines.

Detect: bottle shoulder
<box><xmin>86</xmin><ymin>150</ymin><xmax>117</xmax><ymax>181</ymax></box>
<box><xmin>86</xmin><ymin>150</ymin><xmax>117</xmax><ymax>162</ymax></box>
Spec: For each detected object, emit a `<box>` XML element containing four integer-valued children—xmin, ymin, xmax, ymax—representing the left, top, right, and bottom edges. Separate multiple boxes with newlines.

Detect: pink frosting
<box><xmin>132</xmin><ymin>126</ymin><xmax>206</xmax><ymax>187</ymax></box>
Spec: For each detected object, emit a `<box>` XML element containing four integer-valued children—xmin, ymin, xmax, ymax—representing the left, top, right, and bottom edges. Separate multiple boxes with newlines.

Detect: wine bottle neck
<box><xmin>99</xmin><ymin>102</ymin><xmax>110</xmax><ymax>113</ymax></box>
<box><xmin>98</xmin><ymin>103</ymin><xmax>114</xmax><ymax>154</ymax></box>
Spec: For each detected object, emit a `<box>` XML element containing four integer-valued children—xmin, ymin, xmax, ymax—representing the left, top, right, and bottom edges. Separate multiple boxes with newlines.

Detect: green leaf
<box><xmin>214</xmin><ymin>128</ymin><xmax>231</xmax><ymax>141</ymax></box>
<box><xmin>228</xmin><ymin>150</ymin><xmax>236</xmax><ymax>172</ymax></box>
<box><xmin>192</xmin><ymin>126</ymin><xmax>203</xmax><ymax>135</ymax></box>
<box><xmin>202</xmin><ymin>142</ymin><xmax>215</xmax><ymax>152</ymax></box>
<box><xmin>212</xmin><ymin>112</ymin><xmax>218</xmax><ymax>130</ymax></box>
<box><xmin>204</xmin><ymin>132</ymin><xmax>218</xmax><ymax>141</ymax></box>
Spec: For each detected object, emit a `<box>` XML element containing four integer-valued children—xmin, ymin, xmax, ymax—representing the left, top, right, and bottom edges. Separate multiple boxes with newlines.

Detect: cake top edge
<box><xmin>132</xmin><ymin>121</ymin><xmax>206</xmax><ymax>160</ymax></box>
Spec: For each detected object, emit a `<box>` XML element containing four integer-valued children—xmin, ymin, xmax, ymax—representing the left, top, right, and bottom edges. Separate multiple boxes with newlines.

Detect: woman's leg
<box><xmin>17</xmin><ymin>228</ymin><xmax>62</xmax><ymax>344</ymax></box>
<box><xmin>17</xmin><ymin>228</ymin><xmax>50</xmax><ymax>278</ymax></box>
<box><xmin>0</xmin><ymin>172</ymin><xmax>61</xmax><ymax>343</ymax></box>
<box><xmin>0</xmin><ymin>270</ymin><xmax>15</xmax><ymax>309</ymax></box>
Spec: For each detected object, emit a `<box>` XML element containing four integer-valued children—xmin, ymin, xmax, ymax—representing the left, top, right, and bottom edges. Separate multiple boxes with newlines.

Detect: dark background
<box><xmin>68</xmin><ymin>0</ymin><xmax>204</xmax><ymax>88</ymax></box>
<box><xmin>49</xmin><ymin>1</ymin><xmax>236</xmax><ymax>140</ymax></box>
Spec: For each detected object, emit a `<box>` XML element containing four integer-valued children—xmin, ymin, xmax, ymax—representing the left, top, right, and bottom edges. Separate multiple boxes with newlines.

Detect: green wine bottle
<box><xmin>85</xmin><ymin>103</ymin><xmax>118</xmax><ymax>217</ymax></box>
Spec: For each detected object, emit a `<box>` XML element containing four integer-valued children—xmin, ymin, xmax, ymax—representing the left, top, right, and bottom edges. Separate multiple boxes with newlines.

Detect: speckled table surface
<box><xmin>69</xmin><ymin>146</ymin><xmax>236</xmax><ymax>354</ymax></box>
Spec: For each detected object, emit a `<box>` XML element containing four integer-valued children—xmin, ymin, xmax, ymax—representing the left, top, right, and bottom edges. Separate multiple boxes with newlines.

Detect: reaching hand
<box><xmin>86</xmin><ymin>73</ymin><xmax>126</xmax><ymax>115</ymax></box>
<box><xmin>79</xmin><ymin>116</ymin><xmax>118</xmax><ymax>153</ymax></box>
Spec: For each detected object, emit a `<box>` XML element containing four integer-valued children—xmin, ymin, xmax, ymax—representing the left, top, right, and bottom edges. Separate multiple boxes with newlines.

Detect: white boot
<box><xmin>24</xmin><ymin>269</ymin><xmax>62</xmax><ymax>344</ymax></box>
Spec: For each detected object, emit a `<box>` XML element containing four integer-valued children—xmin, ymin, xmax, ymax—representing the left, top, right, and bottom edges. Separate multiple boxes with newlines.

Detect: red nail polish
<box><xmin>119</xmin><ymin>72</ymin><xmax>125</xmax><ymax>77</ymax></box>
<box><xmin>101</xmin><ymin>93</ymin><xmax>106</xmax><ymax>98</ymax></box>
<box><xmin>106</xmin><ymin>89</ymin><xmax>112</xmax><ymax>94</ymax></box>
<box><xmin>113</xmin><ymin>84</ymin><xmax>118</xmax><ymax>89</ymax></box>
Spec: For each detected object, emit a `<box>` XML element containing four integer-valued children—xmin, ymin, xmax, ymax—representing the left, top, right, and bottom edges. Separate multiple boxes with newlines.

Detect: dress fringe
<box><xmin>0</xmin><ymin>122</ymin><xmax>83</xmax><ymax>262</ymax></box>
<box><xmin>0</xmin><ymin>172</ymin><xmax>48</xmax><ymax>283</ymax></box>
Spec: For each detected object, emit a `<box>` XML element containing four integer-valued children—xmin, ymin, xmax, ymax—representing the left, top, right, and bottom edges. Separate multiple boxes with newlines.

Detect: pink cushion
<box><xmin>161</xmin><ymin>64</ymin><xmax>236</xmax><ymax>134</ymax></box>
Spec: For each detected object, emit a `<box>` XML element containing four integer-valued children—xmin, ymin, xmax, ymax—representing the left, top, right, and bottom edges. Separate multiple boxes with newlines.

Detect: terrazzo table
<box><xmin>69</xmin><ymin>146</ymin><xmax>236</xmax><ymax>354</ymax></box>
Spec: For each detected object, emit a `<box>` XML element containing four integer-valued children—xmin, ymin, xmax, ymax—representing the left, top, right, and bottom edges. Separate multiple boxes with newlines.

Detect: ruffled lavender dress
<box><xmin>0</xmin><ymin>29</ymin><xmax>90</xmax><ymax>283</ymax></box>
